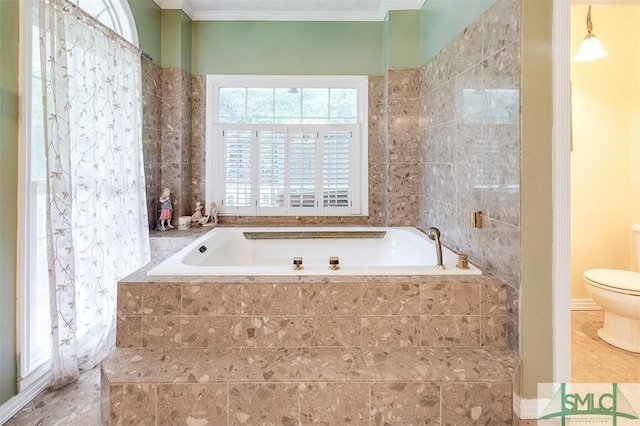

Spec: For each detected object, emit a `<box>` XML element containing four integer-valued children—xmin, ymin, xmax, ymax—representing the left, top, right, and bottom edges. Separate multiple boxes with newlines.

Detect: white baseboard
<box><xmin>0</xmin><ymin>371</ymin><xmax>50</xmax><ymax>424</ymax></box>
<box><xmin>514</xmin><ymin>393</ymin><xmax>547</xmax><ymax>420</ymax></box>
<box><xmin>571</xmin><ymin>298</ymin><xmax>604</xmax><ymax>311</ymax></box>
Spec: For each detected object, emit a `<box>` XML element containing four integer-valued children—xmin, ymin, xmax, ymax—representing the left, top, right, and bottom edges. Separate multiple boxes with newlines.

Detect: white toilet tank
<box><xmin>634</xmin><ymin>224</ymin><xmax>640</xmax><ymax>271</ymax></box>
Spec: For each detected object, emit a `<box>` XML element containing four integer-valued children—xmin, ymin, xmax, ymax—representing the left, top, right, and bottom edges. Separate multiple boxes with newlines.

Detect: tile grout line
<box><xmin>297</xmin><ymin>381</ymin><xmax>301</xmax><ymax>426</ymax></box>
<box><xmin>368</xmin><ymin>381</ymin><xmax>372</xmax><ymax>426</ymax></box>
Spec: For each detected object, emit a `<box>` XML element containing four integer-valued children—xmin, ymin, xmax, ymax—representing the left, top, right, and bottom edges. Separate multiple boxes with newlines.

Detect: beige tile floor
<box><xmin>5</xmin><ymin>311</ymin><xmax>636</xmax><ymax>425</ymax></box>
<box><xmin>571</xmin><ymin>310</ymin><xmax>640</xmax><ymax>383</ymax></box>
<box><xmin>5</xmin><ymin>365</ymin><xmax>101</xmax><ymax>426</ymax></box>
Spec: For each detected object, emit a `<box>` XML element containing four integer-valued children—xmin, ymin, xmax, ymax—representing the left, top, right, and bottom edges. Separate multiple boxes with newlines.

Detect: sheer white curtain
<box><xmin>39</xmin><ymin>0</ymin><xmax>150</xmax><ymax>389</ymax></box>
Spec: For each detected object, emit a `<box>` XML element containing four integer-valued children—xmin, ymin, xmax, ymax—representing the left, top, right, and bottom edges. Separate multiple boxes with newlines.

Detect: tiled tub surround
<box><xmin>140</xmin><ymin>0</ymin><xmax>522</xmax><ymax>354</ymax></box>
<box><xmin>103</xmin><ymin>270</ymin><xmax>517</xmax><ymax>424</ymax></box>
<box><xmin>141</xmin><ymin>58</ymin><xmax>162</xmax><ymax>231</ymax></box>
<box><xmin>419</xmin><ymin>0</ymin><xmax>521</xmax><ymax>353</ymax></box>
<box><xmin>115</xmin><ymin>276</ymin><xmax>507</xmax><ymax>349</ymax></box>
<box><xmin>146</xmin><ymin>68</ymin><xmax>422</xmax><ymax>230</ymax></box>
<box><xmin>386</xmin><ymin>69</ymin><xmax>422</xmax><ymax>227</ymax></box>
<box><xmin>141</xmin><ymin>61</ymin><xmax>194</xmax><ymax>229</ymax></box>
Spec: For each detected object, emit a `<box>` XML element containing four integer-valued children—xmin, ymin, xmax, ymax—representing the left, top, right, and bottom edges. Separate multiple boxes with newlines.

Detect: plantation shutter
<box><xmin>322</xmin><ymin>129</ymin><xmax>351</xmax><ymax>211</ymax></box>
<box><xmin>289</xmin><ymin>128</ymin><xmax>318</xmax><ymax>213</ymax></box>
<box><xmin>223</xmin><ymin>127</ymin><xmax>253</xmax><ymax>213</ymax></box>
<box><xmin>257</xmin><ymin>127</ymin><xmax>287</xmax><ymax>214</ymax></box>
<box><xmin>213</xmin><ymin>125</ymin><xmax>362</xmax><ymax>216</ymax></box>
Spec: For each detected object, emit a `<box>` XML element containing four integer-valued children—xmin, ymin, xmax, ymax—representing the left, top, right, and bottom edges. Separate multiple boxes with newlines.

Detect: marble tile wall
<box><xmin>191</xmin><ymin>75</ymin><xmax>206</xmax><ymax>214</ymax></box>
<box><xmin>116</xmin><ymin>275</ymin><xmax>508</xmax><ymax>350</ymax></box>
<box><xmin>381</xmin><ymin>72</ymin><xmax>390</xmax><ymax>226</ymax></box>
<box><xmin>386</xmin><ymin>69</ymin><xmax>421</xmax><ymax>227</ymax></box>
<box><xmin>141</xmin><ymin>58</ymin><xmax>162</xmax><ymax>230</ymax></box>
<box><xmin>418</xmin><ymin>0</ymin><xmax>521</xmax><ymax>352</ymax></box>
<box><xmin>159</xmin><ymin>68</ymin><xmax>193</xmax><ymax>228</ymax></box>
<box><xmin>141</xmin><ymin>63</ymin><xmax>194</xmax><ymax>230</ymax></box>
<box><xmin>367</xmin><ymin>76</ymin><xmax>386</xmax><ymax>225</ymax></box>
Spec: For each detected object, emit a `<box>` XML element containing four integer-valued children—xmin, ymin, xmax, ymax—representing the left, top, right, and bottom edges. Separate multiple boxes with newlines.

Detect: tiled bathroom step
<box><xmin>101</xmin><ymin>346</ymin><xmax>518</xmax><ymax>425</ymax></box>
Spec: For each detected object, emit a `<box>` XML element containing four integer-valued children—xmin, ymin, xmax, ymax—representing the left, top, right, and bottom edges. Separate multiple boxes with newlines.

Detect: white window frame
<box><xmin>206</xmin><ymin>75</ymin><xmax>369</xmax><ymax>217</ymax></box>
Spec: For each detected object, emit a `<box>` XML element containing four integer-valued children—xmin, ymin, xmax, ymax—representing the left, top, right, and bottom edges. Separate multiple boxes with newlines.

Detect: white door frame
<box><xmin>552</xmin><ymin>0</ymin><xmax>572</xmax><ymax>385</ymax></box>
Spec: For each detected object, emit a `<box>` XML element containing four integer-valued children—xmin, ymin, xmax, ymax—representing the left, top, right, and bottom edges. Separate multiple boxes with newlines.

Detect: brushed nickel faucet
<box><xmin>427</xmin><ymin>227</ymin><xmax>446</xmax><ymax>270</ymax></box>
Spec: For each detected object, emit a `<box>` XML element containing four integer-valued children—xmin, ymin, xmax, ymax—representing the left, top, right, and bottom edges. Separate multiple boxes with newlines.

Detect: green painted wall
<box><xmin>161</xmin><ymin>10</ymin><xmax>192</xmax><ymax>72</ymax></box>
<box><xmin>0</xmin><ymin>0</ymin><xmax>19</xmax><ymax>405</ymax></box>
<box><xmin>388</xmin><ymin>10</ymin><xmax>420</xmax><ymax>69</ymax></box>
<box><xmin>127</xmin><ymin>0</ymin><xmax>505</xmax><ymax>75</ymax></box>
<box><xmin>128</xmin><ymin>0</ymin><xmax>162</xmax><ymax>63</ymax></box>
<box><xmin>420</xmin><ymin>0</ymin><xmax>496</xmax><ymax>63</ymax></box>
<box><xmin>192</xmin><ymin>21</ymin><xmax>384</xmax><ymax>76</ymax></box>
<box><xmin>180</xmin><ymin>12</ymin><xmax>192</xmax><ymax>73</ymax></box>
<box><xmin>161</xmin><ymin>10</ymin><xmax>181</xmax><ymax>69</ymax></box>
<box><xmin>520</xmin><ymin>0</ymin><xmax>554</xmax><ymax>399</ymax></box>
<box><xmin>382</xmin><ymin>15</ymin><xmax>390</xmax><ymax>71</ymax></box>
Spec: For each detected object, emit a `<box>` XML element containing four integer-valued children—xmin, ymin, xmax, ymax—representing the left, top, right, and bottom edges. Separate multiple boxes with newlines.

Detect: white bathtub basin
<box><xmin>147</xmin><ymin>226</ymin><xmax>482</xmax><ymax>276</ymax></box>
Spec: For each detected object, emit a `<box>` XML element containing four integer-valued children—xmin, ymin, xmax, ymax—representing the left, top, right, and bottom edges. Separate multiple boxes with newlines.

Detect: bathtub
<box><xmin>147</xmin><ymin>226</ymin><xmax>482</xmax><ymax>276</ymax></box>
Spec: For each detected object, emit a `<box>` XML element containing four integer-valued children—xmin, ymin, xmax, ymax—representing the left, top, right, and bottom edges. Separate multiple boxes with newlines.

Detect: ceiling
<box><xmin>153</xmin><ymin>0</ymin><xmax>427</xmax><ymax>21</ymax></box>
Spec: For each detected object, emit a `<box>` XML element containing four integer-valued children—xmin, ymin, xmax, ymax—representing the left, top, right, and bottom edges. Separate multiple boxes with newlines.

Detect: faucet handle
<box><xmin>456</xmin><ymin>253</ymin><xmax>469</xmax><ymax>269</ymax></box>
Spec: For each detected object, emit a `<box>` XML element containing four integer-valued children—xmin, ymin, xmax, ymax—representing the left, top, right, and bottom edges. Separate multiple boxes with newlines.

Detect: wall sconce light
<box><xmin>573</xmin><ymin>5</ymin><xmax>608</xmax><ymax>62</ymax></box>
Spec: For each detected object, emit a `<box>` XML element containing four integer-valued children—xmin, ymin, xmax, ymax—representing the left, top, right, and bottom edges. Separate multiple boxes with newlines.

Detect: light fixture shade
<box><xmin>574</xmin><ymin>33</ymin><xmax>608</xmax><ymax>62</ymax></box>
<box><xmin>573</xmin><ymin>5</ymin><xmax>608</xmax><ymax>62</ymax></box>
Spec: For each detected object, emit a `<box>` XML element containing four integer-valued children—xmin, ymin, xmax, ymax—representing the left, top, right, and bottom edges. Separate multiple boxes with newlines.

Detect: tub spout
<box><xmin>427</xmin><ymin>227</ymin><xmax>446</xmax><ymax>270</ymax></box>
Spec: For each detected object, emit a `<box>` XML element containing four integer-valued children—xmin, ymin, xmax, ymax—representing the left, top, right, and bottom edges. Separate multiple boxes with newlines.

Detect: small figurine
<box><xmin>157</xmin><ymin>187</ymin><xmax>174</xmax><ymax>231</ymax></box>
<box><xmin>210</xmin><ymin>202</ymin><xmax>219</xmax><ymax>224</ymax></box>
<box><xmin>191</xmin><ymin>201</ymin><xmax>204</xmax><ymax>223</ymax></box>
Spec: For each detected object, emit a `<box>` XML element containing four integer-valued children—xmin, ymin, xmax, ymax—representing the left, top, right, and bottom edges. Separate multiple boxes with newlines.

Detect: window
<box><xmin>17</xmin><ymin>0</ymin><xmax>138</xmax><ymax>398</ymax></box>
<box><xmin>72</xmin><ymin>0</ymin><xmax>138</xmax><ymax>45</ymax></box>
<box><xmin>206</xmin><ymin>75</ymin><xmax>368</xmax><ymax>216</ymax></box>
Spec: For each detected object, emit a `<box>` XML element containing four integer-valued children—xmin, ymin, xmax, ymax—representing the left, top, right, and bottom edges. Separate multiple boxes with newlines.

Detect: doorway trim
<box><xmin>552</xmin><ymin>0</ymin><xmax>572</xmax><ymax>393</ymax></box>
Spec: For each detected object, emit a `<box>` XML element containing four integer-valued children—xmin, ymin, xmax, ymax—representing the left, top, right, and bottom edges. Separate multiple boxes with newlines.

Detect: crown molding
<box><xmin>385</xmin><ymin>0</ymin><xmax>427</xmax><ymax>8</ymax></box>
<box><xmin>376</xmin><ymin>0</ymin><xmax>427</xmax><ymax>20</ymax></box>
<box><xmin>182</xmin><ymin>1</ymin><xmax>196</xmax><ymax>18</ymax></box>
<box><xmin>159</xmin><ymin>0</ymin><xmax>427</xmax><ymax>22</ymax></box>
<box><xmin>570</xmin><ymin>0</ymin><xmax>640</xmax><ymax>4</ymax></box>
<box><xmin>153</xmin><ymin>0</ymin><xmax>196</xmax><ymax>19</ymax></box>
<box><xmin>192</xmin><ymin>9</ymin><xmax>382</xmax><ymax>21</ymax></box>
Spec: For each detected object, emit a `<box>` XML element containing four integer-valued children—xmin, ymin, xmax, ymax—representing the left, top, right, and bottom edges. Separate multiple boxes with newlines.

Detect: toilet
<box><xmin>583</xmin><ymin>224</ymin><xmax>640</xmax><ymax>353</ymax></box>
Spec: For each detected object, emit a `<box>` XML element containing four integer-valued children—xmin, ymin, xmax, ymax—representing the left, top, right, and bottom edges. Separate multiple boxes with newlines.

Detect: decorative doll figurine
<box><xmin>210</xmin><ymin>202</ymin><xmax>219</xmax><ymax>224</ymax></box>
<box><xmin>191</xmin><ymin>201</ymin><xmax>204</xmax><ymax>223</ymax></box>
<box><xmin>158</xmin><ymin>188</ymin><xmax>174</xmax><ymax>230</ymax></box>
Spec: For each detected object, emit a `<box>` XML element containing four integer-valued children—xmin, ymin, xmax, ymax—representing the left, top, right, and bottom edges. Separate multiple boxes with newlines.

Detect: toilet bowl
<box><xmin>584</xmin><ymin>269</ymin><xmax>640</xmax><ymax>352</ymax></box>
<box><xmin>583</xmin><ymin>224</ymin><xmax>640</xmax><ymax>353</ymax></box>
